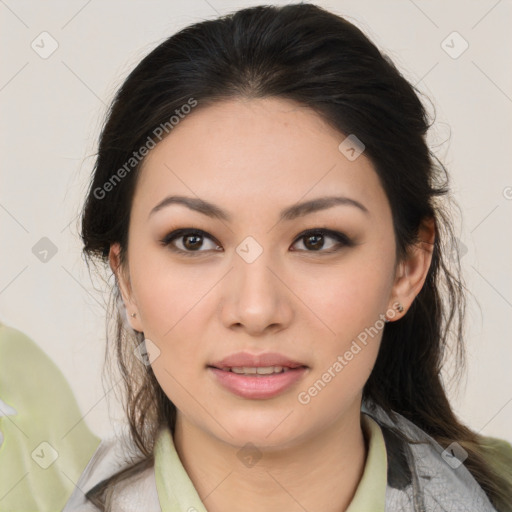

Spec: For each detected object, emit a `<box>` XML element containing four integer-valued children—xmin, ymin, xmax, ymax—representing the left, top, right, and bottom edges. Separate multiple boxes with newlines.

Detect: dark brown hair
<box><xmin>80</xmin><ymin>3</ymin><xmax>512</xmax><ymax>510</ymax></box>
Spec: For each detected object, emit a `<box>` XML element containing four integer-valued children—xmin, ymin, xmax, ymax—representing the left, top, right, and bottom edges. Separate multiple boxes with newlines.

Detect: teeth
<box><xmin>228</xmin><ymin>366</ymin><xmax>287</xmax><ymax>375</ymax></box>
<box><xmin>232</xmin><ymin>366</ymin><xmax>257</xmax><ymax>374</ymax></box>
<box><xmin>257</xmin><ymin>366</ymin><xmax>283</xmax><ymax>375</ymax></box>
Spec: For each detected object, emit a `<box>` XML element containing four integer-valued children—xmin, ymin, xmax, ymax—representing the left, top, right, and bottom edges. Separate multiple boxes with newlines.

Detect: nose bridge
<box><xmin>222</xmin><ymin>236</ymin><xmax>292</xmax><ymax>332</ymax></box>
<box><xmin>235</xmin><ymin>241</ymin><xmax>280</xmax><ymax>304</ymax></box>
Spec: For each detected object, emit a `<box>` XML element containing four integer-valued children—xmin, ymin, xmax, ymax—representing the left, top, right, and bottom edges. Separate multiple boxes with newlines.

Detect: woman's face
<box><xmin>112</xmin><ymin>97</ymin><xmax>409</xmax><ymax>448</ymax></box>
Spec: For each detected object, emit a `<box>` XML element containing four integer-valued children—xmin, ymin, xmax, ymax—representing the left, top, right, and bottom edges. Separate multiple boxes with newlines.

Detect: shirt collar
<box><xmin>345</xmin><ymin>413</ymin><xmax>387</xmax><ymax>512</ymax></box>
<box><xmin>154</xmin><ymin>412</ymin><xmax>387</xmax><ymax>512</ymax></box>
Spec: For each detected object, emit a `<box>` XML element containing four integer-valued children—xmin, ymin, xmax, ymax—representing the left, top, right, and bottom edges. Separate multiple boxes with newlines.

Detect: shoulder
<box><xmin>63</xmin><ymin>430</ymin><xmax>160</xmax><ymax>511</ymax></box>
<box><xmin>0</xmin><ymin>322</ymin><xmax>100</xmax><ymax>510</ymax></box>
<box><xmin>362</xmin><ymin>399</ymin><xmax>499</xmax><ymax>511</ymax></box>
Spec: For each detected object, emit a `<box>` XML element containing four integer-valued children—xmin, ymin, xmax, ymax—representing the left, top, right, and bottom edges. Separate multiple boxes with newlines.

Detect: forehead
<box><xmin>134</xmin><ymin>97</ymin><xmax>387</xmax><ymax>218</ymax></box>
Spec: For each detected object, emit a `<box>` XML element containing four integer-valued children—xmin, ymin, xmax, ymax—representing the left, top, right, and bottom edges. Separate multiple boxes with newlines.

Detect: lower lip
<box><xmin>208</xmin><ymin>367</ymin><xmax>308</xmax><ymax>399</ymax></box>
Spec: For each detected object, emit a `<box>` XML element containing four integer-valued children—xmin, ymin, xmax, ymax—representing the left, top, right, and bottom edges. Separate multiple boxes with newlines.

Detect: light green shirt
<box><xmin>154</xmin><ymin>413</ymin><xmax>387</xmax><ymax>512</ymax></box>
<box><xmin>0</xmin><ymin>323</ymin><xmax>100</xmax><ymax>511</ymax></box>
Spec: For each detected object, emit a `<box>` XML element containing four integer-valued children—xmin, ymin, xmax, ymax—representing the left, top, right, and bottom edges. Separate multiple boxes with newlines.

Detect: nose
<box><xmin>219</xmin><ymin>250</ymin><xmax>294</xmax><ymax>336</ymax></box>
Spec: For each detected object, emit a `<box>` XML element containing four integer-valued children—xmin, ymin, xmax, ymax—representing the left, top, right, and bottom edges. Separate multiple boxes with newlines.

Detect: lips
<box><xmin>208</xmin><ymin>352</ymin><xmax>308</xmax><ymax>399</ymax></box>
<box><xmin>207</xmin><ymin>351</ymin><xmax>309</xmax><ymax>398</ymax></box>
<box><xmin>209</xmin><ymin>351</ymin><xmax>308</xmax><ymax>370</ymax></box>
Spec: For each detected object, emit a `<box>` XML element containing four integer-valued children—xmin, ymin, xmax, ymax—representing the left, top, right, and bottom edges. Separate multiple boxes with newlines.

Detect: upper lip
<box><xmin>209</xmin><ymin>351</ymin><xmax>307</xmax><ymax>369</ymax></box>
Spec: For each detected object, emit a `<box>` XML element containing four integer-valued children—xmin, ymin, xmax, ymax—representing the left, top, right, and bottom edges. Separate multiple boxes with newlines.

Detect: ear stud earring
<box><xmin>385</xmin><ymin>301</ymin><xmax>405</xmax><ymax>323</ymax></box>
<box><xmin>131</xmin><ymin>312</ymin><xmax>137</xmax><ymax>318</ymax></box>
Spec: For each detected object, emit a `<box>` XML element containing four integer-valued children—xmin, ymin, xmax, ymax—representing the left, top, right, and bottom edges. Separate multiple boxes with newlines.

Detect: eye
<box><xmin>160</xmin><ymin>228</ymin><xmax>353</xmax><ymax>257</ymax></box>
<box><xmin>291</xmin><ymin>229</ymin><xmax>353</xmax><ymax>253</ymax></box>
<box><xmin>160</xmin><ymin>229</ymin><xmax>222</xmax><ymax>256</ymax></box>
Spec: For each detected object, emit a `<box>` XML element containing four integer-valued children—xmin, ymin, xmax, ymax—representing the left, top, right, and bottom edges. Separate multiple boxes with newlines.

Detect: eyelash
<box><xmin>159</xmin><ymin>228</ymin><xmax>354</xmax><ymax>257</ymax></box>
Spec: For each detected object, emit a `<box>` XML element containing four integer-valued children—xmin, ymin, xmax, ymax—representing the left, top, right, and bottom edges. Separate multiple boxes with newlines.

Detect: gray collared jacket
<box><xmin>64</xmin><ymin>398</ymin><xmax>500</xmax><ymax>511</ymax></box>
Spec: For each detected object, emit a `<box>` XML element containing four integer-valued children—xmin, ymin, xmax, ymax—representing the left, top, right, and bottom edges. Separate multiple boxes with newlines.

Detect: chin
<box><xmin>211</xmin><ymin>410</ymin><xmax>304</xmax><ymax>449</ymax></box>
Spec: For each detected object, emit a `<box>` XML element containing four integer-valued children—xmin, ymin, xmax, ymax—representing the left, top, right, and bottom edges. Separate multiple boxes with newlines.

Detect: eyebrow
<box><xmin>148</xmin><ymin>194</ymin><xmax>369</xmax><ymax>222</ymax></box>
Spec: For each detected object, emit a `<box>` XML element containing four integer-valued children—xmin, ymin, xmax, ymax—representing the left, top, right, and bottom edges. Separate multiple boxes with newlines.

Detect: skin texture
<box><xmin>109</xmin><ymin>97</ymin><xmax>435</xmax><ymax>512</ymax></box>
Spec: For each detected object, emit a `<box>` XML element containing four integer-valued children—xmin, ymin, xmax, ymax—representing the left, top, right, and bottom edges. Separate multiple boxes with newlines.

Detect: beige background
<box><xmin>1</xmin><ymin>0</ymin><xmax>511</xmax><ymax>442</ymax></box>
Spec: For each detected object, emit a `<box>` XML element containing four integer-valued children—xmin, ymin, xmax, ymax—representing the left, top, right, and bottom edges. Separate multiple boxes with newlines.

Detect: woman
<box><xmin>64</xmin><ymin>3</ymin><xmax>512</xmax><ymax>511</ymax></box>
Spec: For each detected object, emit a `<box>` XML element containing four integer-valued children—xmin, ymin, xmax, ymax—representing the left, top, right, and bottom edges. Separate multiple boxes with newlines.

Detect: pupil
<box><xmin>305</xmin><ymin>234</ymin><xmax>323</xmax><ymax>250</ymax></box>
<box><xmin>184</xmin><ymin>234</ymin><xmax>202</xmax><ymax>250</ymax></box>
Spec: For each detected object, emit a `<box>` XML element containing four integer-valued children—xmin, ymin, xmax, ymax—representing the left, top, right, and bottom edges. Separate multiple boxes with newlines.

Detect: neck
<box><xmin>173</xmin><ymin>400</ymin><xmax>367</xmax><ymax>512</ymax></box>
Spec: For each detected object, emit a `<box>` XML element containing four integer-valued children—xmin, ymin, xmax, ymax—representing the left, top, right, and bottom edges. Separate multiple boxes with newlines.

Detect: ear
<box><xmin>387</xmin><ymin>217</ymin><xmax>436</xmax><ymax>321</ymax></box>
<box><xmin>109</xmin><ymin>243</ymin><xmax>143</xmax><ymax>332</ymax></box>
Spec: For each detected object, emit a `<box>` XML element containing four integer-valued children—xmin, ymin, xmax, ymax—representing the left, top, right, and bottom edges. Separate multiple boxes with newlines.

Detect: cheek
<box><xmin>293</xmin><ymin>252</ymin><xmax>393</xmax><ymax>398</ymax></box>
<box><xmin>295</xmin><ymin>268</ymin><xmax>387</xmax><ymax>413</ymax></box>
<box><xmin>297</xmin><ymin>254</ymin><xmax>395</xmax><ymax>340</ymax></box>
<box><xmin>136</xmin><ymin>269</ymin><xmax>207</xmax><ymax>412</ymax></box>
<box><xmin>128</xmin><ymin>248</ymin><xmax>218</xmax><ymax>391</ymax></box>
<box><xmin>129</xmin><ymin>246</ymin><xmax>212</xmax><ymax>336</ymax></box>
